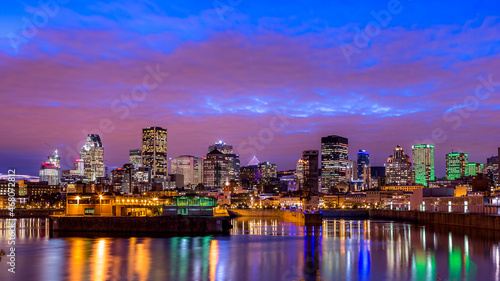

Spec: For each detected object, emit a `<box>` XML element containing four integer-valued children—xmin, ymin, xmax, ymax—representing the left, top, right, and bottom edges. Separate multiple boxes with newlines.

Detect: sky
<box><xmin>0</xmin><ymin>0</ymin><xmax>500</xmax><ymax>177</ymax></box>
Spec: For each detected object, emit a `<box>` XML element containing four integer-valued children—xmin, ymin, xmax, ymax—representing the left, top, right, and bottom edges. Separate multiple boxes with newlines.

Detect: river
<box><xmin>0</xmin><ymin>217</ymin><xmax>499</xmax><ymax>280</ymax></box>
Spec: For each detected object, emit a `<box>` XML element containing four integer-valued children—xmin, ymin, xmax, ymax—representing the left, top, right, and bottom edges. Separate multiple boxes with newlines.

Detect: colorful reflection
<box><xmin>1</xmin><ymin>218</ymin><xmax>500</xmax><ymax>280</ymax></box>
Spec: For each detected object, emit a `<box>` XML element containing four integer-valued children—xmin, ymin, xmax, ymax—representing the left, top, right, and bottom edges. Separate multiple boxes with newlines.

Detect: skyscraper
<box><xmin>129</xmin><ymin>149</ymin><xmax>142</xmax><ymax>167</ymax></box>
<box><xmin>487</xmin><ymin>155</ymin><xmax>499</xmax><ymax>184</ymax></box>
<box><xmin>295</xmin><ymin>158</ymin><xmax>306</xmax><ymax>190</ymax></box>
<box><xmin>446</xmin><ymin>152</ymin><xmax>468</xmax><ymax>180</ymax></box>
<box><xmin>80</xmin><ymin>134</ymin><xmax>104</xmax><ymax>182</ymax></box>
<box><xmin>357</xmin><ymin>150</ymin><xmax>370</xmax><ymax>189</ymax></box>
<box><xmin>321</xmin><ymin>135</ymin><xmax>348</xmax><ymax>191</ymax></box>
<box><xmin>208</xmin><ymin>140</ymin><xmax>233</xmax><ymax>154</ymax></box>
<box><xmin>302</xmin><ymin>150</ymin><xmax>319</xmax><ymax>194</ymax></box>
<box><xmin>385</xmin><ymin>145</ymin><xmax>412</xmax><ymax>185</ymax></box>
<box><xmin>206</xmin><ymin>141</ymin><xmax>240</xmax><ymax>181</ymax></box>
<box><xmin>203</xmin><ymin>149</ymin><xmax>231</xmax><ymax>189</ymax></box>
<box><xmin>412</xmin><ymin>144</ymin><xmax>435</xmax><ymax>186</ymax></box>
<box><xmin>171</xmin><ymin>155</ymin><xmax>203</xmax><ymax>187</ymax></box>
<box><xmin>39</xmin><ymin>150</ymin><xmax>61</xmax><ymax>185</ymax></box>
<box><xmin>465</xmin><ymin>162</ymin><xmax>484</xmax><ymax>177</ymax></box>
<box><xmin>142</xmin><ymin>127</ymin><xmax>167</xmax><ymax>179</ymax></box>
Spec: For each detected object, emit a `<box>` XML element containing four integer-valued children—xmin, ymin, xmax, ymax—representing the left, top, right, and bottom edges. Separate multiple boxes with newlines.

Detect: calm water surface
<box><xmin>0</xmin><ymin>217</ymin><xmax>499</xmax><ymax>280</ymax></box>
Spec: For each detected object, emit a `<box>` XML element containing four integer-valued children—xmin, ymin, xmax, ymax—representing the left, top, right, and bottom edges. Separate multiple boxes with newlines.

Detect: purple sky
<box><xmin>1</xmin><ymin>1</ymin><xmax>500</xmax><ymax>177</ymax></box>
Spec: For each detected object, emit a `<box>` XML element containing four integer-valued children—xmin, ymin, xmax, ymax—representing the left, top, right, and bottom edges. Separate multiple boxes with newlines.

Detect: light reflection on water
<box><xmin>0</xmin><ymin>218</ymin><xmax>499</xmax><ymax>280</ymax></box>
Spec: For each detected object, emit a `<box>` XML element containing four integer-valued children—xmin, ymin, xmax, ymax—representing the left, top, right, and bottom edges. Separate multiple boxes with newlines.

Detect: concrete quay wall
<box><xmin>0</xmin><ymin>209</ymin><xmax>64</xmax><ymax>218</ymax></box>
<box><xmin>228</xmin><ymin>209</ymin><xmax>282</xmax><ymax>217</ymax></box>
<box><xmin>322</xmin><ymin>210</ymin><xmax>369</xmax><ymax>218</ymax></box>
<box><xmin>49</xmin><ymin>216</ymin><xmax>231</xmax><ymax>234</ymax></box>
<box><xmin>370</xmin><ymin>209</ymin><xmax>500</xmax><ymax>230</ymax></box>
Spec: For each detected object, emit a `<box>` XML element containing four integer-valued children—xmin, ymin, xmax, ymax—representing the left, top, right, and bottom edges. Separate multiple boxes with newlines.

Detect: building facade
<box><xmin>487</xmin><ymin>155</ymin><xmax>499</xmax><ymax>184</ymax></box>
<box><xmin>142</xmin><ymin>127</ymin><xmax>168</xmax><ymax>179</ymax></box>
<box><xmin>39</xmin><ymin>150</ymin><xmax>61</xmax><ymax>185</ymax></box>
<box><xmin>412</xmin><ymin>144</ymin><xmax>435</xmax><ymax>186</ymax></box>
<box><xmin>302</xmin><ymin>150</ymin><xmax>319</xmax><ymax>194</ymax></box>
<box><xmin>203</xmin><ymin>149</ymin><xmax>240</xmax><ymax>189</ymax></box>
<box><xmin>321</xmin><ymin>135</ymin><xmax>348</xmax><ymax>192</ymax></box>
<box><xmin>208</xmin><ymin>140</ymin><xmax>233</xmax><ymax>154</ymax></box>
<box><xmin>129</xmin><ymin>149</ymin><xmax>142</xmax><ymax>167</ymax></box>
<box><xmin>170</xmin><ymin>155</ymin><xmax>203</xmax><ymax>187</ymax></box>
<box><xmin>357</xmin><ymin>150</ymin><xmax>371</xmax><ymax>189</ymax></box>
<box><xmin>385</xmin><ymin>145</ymin><xmax>412</xmax><ymax>186</ymax></box>
<box><xmin>446</xmin><ymin>152</ymin><xmax>468</xmax><ymax>180</ymax></box>
<box><xmin>80</xmin><ymin>134</ymin><xmax>105</xmax><ymax>182</ymax></box>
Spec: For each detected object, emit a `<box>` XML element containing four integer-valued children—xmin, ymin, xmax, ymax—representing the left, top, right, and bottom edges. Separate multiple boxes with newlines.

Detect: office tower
<box><xmin>302</xmin><ymin>150</ymin><xmax>319</xmax><ymax>194</ymax></box>
<box><xmin>203</xmin><ymin>149</ymin><xmax>231</xmax><ymax>189</ymax></box>
<box><xmin>412</xmin><ymin>144</ymin><xmax>435</xmax><ymax>186</ymax></box>
<box><xmin>240</xmin><ymin>165</ymin><xmax>260</xmax><ymax>188</ymax></box>
<box><xmin>111</xmin><ymin>164</ymin><xmax>134</xmax><ymax>194</ymax></box>
<box><xmin>142</xmin><ymin>127</ymin><xmax>167</xmax><ymax>179</ymax></box>
<box><xmin>385</xmin><ymin>145</ymin><xmax>412</xmax><ymax>185</ymax></box>
<box><xmin>446</xmin><ymin>152</ymin><xmax>468</xmax><ymax>180</ymax></box>
<box><xmin>465</xmin><ymin>163</ymin><xmax>484</xmax><ymax>177</ymax></box>
<box><xmin>321</xmin><ymin>135</ymin><xmax>348</xmax><ymax>192</ymax></box>
<box><xmin>47</xmin><ymin>149</ymin><xmax>61</xmax><ymax>168</ymax></box>
<box><xmin>240</xmin><ymin>161</ymin><xmax>277</xmax><ymax>188</ymax></box>
<box><xmin>295</xmin><ymin>158</ymin><xmax>306</xmax><ymax>190</ymax></box>
<box><xmin>171</xmin><ymin>155</ymin><xmax>203</xmax><ymax>187</ymax></box>
<box><xmin>129</xmin><ymin>149</ymin><xmax>142</xmax><ymax>167</ymax></box>
<box><xmin>80</xmin><ymin>134</ymin><xmax>104</xmax><ymax>182</ymax></box>
<box><xmin>487</xmin><ymin>155</ymin><xmax>499</xmax><ymax>183</ymax></box>
<box><xmin>357</xmin><ymin>150</ymin><xmax>371</xmax><ymax>189</ymax></box>
<box><xmin>346</xmin><ymin>160</ymin><xmax>358</xmax><ymax>182</ymax></box>
<box><xmin>208</xmin><ymin>140</ymin><xmax>233</xmax><ymax>154</ymax></box>
<box><xmin>39</xmin><ymin>150</ymin><xmax>61</xmax><ymax>185</ymax></box>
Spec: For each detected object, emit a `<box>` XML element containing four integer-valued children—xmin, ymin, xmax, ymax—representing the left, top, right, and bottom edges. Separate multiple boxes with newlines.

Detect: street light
<box><xmin>76</xmin><ymin>196</ymin><xmax>80</xmax><ymax>216</ymax></box>
<box><xmin>99</xmin><ymin>195</ymin><xmax>103</xmax><ymax>216</ymax></box>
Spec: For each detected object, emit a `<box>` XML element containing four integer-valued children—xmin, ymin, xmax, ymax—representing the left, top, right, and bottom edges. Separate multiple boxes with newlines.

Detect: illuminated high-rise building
<box><xmin>302</xmin><ymin>150</ymin><xmax>319</xmax><ymax>194</ymax></box>
<box><xmin>142</xmin><ymin>127</ymin><xmax>168</xmax><ymax>179</ymax></box>
<box><xmin>39</xmin><ymin>150</ymin><xmax>61</xmax><ymax>185</ymax></box>
<box><xmin>446</xmin><ymin>152</ymin><xmax>468</xmax><ymax>180</ymax></box>
<box><xmin>295</xmin><ymin>158</ymin><xmax>306</xmax><ymax>190</ymax></box>
<box><xmin>412</xmin><ymin>144</ymin><xmax>435</xmax><ymax>186</ymax></box>
<box><xmin>208</xmin><ymin>140</ymin><xmax>233</xmax><ymax>154</ymax></box>
<box><xmin>487</xmin><ymin>155</ymin><xmax>499</xmax><ymax>184</ymax></box>
<box><xmin>465</xmin><ymin>162</ymin><xmax>484</xmax><ymax>177</ymax></box>
<box><xmin>129</xmin><ymin>149</ymin><xmax>142</xmax><ymax>167</ymax></box>
<box><xmin>80</xmin><ymin>134</ymin><xmax>104</xmax><ymax>182</ymax></box>
<box><xmin>321</xmin><ymin>135</ymin><xmax>348</xmax><ymax>192</ymax></box>
<box><xmin>171</xmin><ymin>155</ymin><xmax>203</xmax><ymax>187</ymax></box>
<box><xmin>385</xmin><ymin>145</ymin><xmax>412</xmax><ymax>185</ymax></box>
<box><xmin>203</xmin><ymin>149</ymin><xmax>231</xmax><ymax>189</ymax></box>
<box><xmin>357</xmin><ymin>150</ymin><xmax>371</xmax><ymax>189</ymax></box>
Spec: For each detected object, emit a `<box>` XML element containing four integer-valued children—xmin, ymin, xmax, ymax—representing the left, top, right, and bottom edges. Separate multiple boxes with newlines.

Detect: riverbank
<box><xmin>49</xmin><ymin>216</ymin><xmax>232</xmax><ymax>235</ymax></box>
<box><xmin>370</xmin><ymin>209</ymin><xmax>500</xmax><ymax>230</ymax></box>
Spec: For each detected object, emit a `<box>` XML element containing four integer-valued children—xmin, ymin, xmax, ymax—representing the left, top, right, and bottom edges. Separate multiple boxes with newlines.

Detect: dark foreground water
<box><xmin>1</xmin><ymin>218</ymin><xmax>500</xmax><ymax>281</ymax></box>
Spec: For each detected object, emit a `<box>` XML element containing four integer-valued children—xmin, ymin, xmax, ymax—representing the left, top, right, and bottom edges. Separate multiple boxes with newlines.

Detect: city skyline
<box><xmin>1</xmin><ymin>1</ymin><xmax>499</xmax><ymax>178</ymax></box>
<box><xmin>1</xmin><ymin>128</ymin><xmax>499</xmax><ymax>179</ymax></box>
